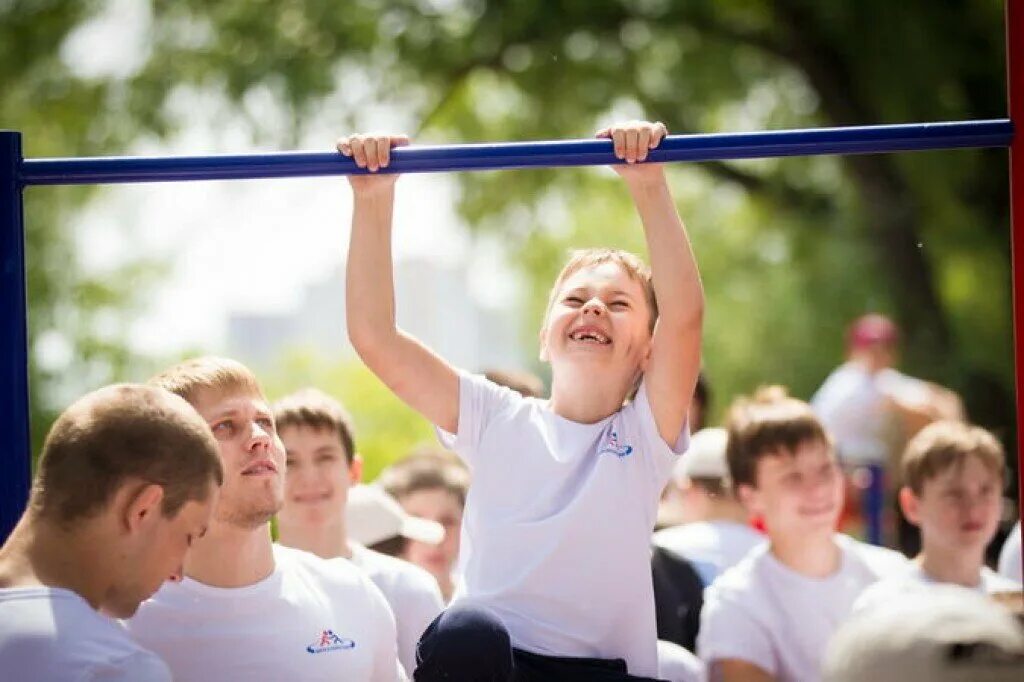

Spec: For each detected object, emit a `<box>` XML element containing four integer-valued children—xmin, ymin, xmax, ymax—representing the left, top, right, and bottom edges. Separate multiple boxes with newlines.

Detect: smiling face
<box><xmin>278</xmin><ymin>424</ymin><xmax>360</xmax><ymax>529</ymax></box>
<box><xmin>190</xmin><ymin>388</ymin><xmax>285</xmax><ymax>528</ymax></box>
<box><xmin>900</xmin><ymin>455</ymin><xmax>1003</xmax><ymax>558</ymax></box>
<box><xmin>540</xmin><ymin>261</ymin><xmax>653</xmax><ymax>386</ymax></box>
<box><xmin>738</xmin><ymin>439</ymin><xmax>844</xmax><ymax>540</ymax></box>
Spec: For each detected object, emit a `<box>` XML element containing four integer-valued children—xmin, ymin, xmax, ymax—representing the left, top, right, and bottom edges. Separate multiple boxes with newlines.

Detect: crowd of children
<box><xmin>0</xmin><ymin>121</ymin><xmax>1022</xmax><ymax>681</ymax></box>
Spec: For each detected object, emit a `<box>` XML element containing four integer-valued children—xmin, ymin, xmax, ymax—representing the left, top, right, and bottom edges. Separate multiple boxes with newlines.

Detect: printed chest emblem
<box><xmin>306</xmin><ymin>629</ymin><xmax>356</xmax><ymax>654</ymax></box>
<box><xmin>599</xmin><ymin>430</ymin><xmax>634</xmax><ymax>458</ymax></box>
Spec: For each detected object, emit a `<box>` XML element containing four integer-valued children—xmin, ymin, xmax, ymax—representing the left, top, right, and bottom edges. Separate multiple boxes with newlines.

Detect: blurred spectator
<box><xmin>812</xmin><ymin>313</ymin><xmax>964</xmax><ymax>546</ymax></box>
<box><xmin>824</xmin><ymin>586</ymin><xmax>1024</xmax><ymax>682</ymax></box>
<box><xmin>698</xmin><ymin>386</ymin><xmax>908</xmax><ymax>682</ymax></box>
<box><xmin>651</xmin><ymin>545</ymin><xmax>705</xmax><ymax>653</ymax></box>
<box><xmin>483</xmin><ymin>368</ymin><xmax>545</xmax><ymax>398</ymax></box>
<box><xmin>999</xmin><ymin>521</ymin><xmax>1022</xmax><ymax>584</ymax></box>
<box><xmin>690</xmin><ymin>372</ymin><xmax>710</xmax><ymax>433</ymax></box>
<box><xmin>854</xmin><ymin>421</ymin><xmax>1020</xmax><ymax>612</ymax></box>
<box><xmin>378</xmin><ymin>451</ymin><xmax>470</xmax><ymax>602</ymax></box>
<box><xmin>657</xmin><ymin>372</ymin><xmax>712</xmax><ymax>528</ymax></box>
<box><xmin>653</xmin><ymin>428</ymin><xmax>763</xmax><ymax>585</ymax></box>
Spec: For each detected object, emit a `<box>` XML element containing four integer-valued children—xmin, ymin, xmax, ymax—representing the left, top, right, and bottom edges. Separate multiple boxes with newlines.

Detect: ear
<box><xmin>735</xmin><ymin>483</ymin><xmax>762</xmax><ymax>516</ymax></box>
<box><xmin>898</xmin><ymin>486</ymin><xmax>921</xmax><ymax>527</ymax></box>
<box><xmin>122</xmin><ymin>483</ymin><xmax>166</xmax><ymax>534</ymax></box>
<box><xmin>349</xmin><ymin>454</ymin><xmax>364</xmax><ymax>484</ymax></box>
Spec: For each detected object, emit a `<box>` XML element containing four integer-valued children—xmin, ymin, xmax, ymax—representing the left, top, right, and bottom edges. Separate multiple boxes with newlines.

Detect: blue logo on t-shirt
<box><xmin>599</xmin><ymin>430</ymin><xmax>634</xmax><ymax>458</ymax></box>
<box><xmin>306</xmin><ymin>629</ymin><xmax>356</xmax><ymax>654</ymax></box>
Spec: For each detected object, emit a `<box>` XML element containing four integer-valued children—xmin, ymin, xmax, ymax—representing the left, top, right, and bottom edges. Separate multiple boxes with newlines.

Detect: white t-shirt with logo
<box><xmin>438</xmin><ymin>373</ymin><xmax>688</xmax><ymax>678</ymax></box>
<box><xmin>854</xmin><ymin>562</ymin><xmax>1022</xmax><ymax>613</ymax></box>
<box><xmin>0</xmin><ymin>586</ymin><xmax>171</xmax><ymax>681</ymax></box>
<box><xmin>698</xmin><ymin>535</ymin><xmax>908</xmax><ymax>682</ymax></box>
<box><xmin>652</xmin><ymin>520</ymin><xmax>765</xmax><ymax>585</ymax></box>
<box><xmin>349</xmin><ymin>542</ymin><xmax>444</xmax><ymax>677</ymax></box>
<box><xmin>125</xmin><ymin>544</ymin><xmax>402</xmax><ymax>681</ymax></box>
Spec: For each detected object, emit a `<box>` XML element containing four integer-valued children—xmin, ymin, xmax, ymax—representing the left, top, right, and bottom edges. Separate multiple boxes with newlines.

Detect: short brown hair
<box><xmin>273</xmin><ymin>388</ymin><xmax>356</xmax><ymax>463</ymax></box>
<box><xmin>378</xmin><ymin>448</ymin><xmax>470</xmax><ymax>507</ymax></box>
<box><xmin>31</xmin><ymin>384</ymin><xmax>223</xmax><ymax>526</ymax></box>
<box><xmin>901</xmin><ymin>421</ymin><xmax>1005</xmax><ymax>495</ymax></box>
<box><xmin>149</xmin><ymin>356</ymin><xmax>263</xmax><ymax>405</ymax></box>
<box><xmin>544</xmin><ymin>248</ymin><xmax>658</xmax><ymax>334</ymax></box>
<box><xmin>726</xmin><ymin>386</ymin><xmax>831</xmax><ymax>488</ymax></box>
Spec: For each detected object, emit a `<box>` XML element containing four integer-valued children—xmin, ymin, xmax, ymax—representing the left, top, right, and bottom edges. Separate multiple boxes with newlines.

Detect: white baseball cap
<box><xmin>346</xmin><ymin>484</ymin><xmax>445</xmax><ymax>546</ymax></box>
<box><xmin>824</xmin><ymin>585</ymin><xmax>1024</xmax><ymax>682</ymax></box>
<box><xmin>673</xmin><ymin>427</ymin><xmax>729</xmax><ymax>483</ymax></box>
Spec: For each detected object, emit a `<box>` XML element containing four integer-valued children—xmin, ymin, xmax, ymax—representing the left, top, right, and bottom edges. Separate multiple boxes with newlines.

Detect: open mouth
<box><xmin>568</xmin><ymin>326</ymin><xmax>611</xmax><ymax>345</ymax></box>
<box><xmin>242</xmin><ymin>459</ymin><xmax>278</xmax><ymax>476</ymax></box>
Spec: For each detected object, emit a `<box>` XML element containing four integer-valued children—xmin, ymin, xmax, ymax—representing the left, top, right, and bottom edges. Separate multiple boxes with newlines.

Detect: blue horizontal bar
<box><xmin>18</xmin><ymin>119</ymin><xmax>1012</xmax><ymax>186</ymax></box>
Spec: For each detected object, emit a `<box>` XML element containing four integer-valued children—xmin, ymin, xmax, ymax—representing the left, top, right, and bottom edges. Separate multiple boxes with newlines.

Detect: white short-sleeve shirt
<box><xmin>0</xmin><ymin>586</ymin><xmax>171</xmax><ymax>681</ymax></box>
<box><xmin>125</xmin><ymin>544</ymin><xmax>403</xmax><ymax>681</ymax></box>
<box><xmin>698</xmin><ymin>535</ymin><xmax>908</xmax><ymax>682</ymax></box>
<box><xmin>439</xmin><ymin>373</ymin><xmax>688</xmax><ymax>678</ymax></box>
<box><xmin>854</xmin><ymin>563</ymin><xmax>1022</xmax><ymax>614</ymax></box>
<box><xmin>652</xmin><ymin>520</ymin><xmax>765</xmax><ymax>585</ymax></box>
<box><xmin>349</xmin><ymin>542</ymin><xmax>444</xmax><ymax>677</ymax></box>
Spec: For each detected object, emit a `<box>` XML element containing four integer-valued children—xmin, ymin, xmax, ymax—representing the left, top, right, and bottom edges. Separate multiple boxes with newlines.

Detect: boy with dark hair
<box><xmin>0</xmin><ymin>384</ymin><xmax>222</xmax><ymax>681</ymax></box>
<box><xmin>126</xmin><ymin>357</ymin><xmax>402</xmax><ymax>681</ymax></box>
<box><xmin>274</xmin><ymin>387</ymin><xmax>444</xmax><ymax>677</ymax></box>
<box><xmin>855</xmin><ymin>421</ymin><xmax>1020</xmax><ymax>610</ymax></box>
<box><xmin>698</xmin><ymin>387</ymin><xmax>907</xmax><ymax>682</ymax></box>
<box><xmin>341</xmin><ymin>120</ymin><xmax>702</xmax><ymax>680</ymax></box>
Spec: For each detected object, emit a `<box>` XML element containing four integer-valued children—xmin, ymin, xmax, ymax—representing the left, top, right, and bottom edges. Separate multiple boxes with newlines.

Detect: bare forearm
<box><xmin>346</xmin><ymin>187</ymin><xmax>398</xmax><ymax>351</ymax></box>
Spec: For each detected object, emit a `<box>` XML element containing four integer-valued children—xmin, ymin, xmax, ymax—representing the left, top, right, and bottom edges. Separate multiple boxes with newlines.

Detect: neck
<box><xmin>548</xmin><ymin>367</ymin><xmax>631</xmax><ymax>423</ymax></box>
<box><xmin>702</xmin><ymin>497</ymin><xmax>751</xmax><ymax>525</ymax></box>
<box><xmin>769</xmin><ymin>531</ymin><xmax>841</xmax><ymax>578</ymax></box>
<box><xmin>184</xmin><ymin>519</ymin><xmax>276</xmax><ymax>588</ymax></box>
<box><xmin>276</xmin><ymin>516</ymin><xmax>350</xmax><ymax>560</ymax></box>
<box><xmin>0</xmin><ymin>514</ymin><xmax>112</xmax><ymax>611</ymax></box>
<box><xmin>917</xmin><ymin>542</ymin><xmax>985</xmax><ymax>588</ymax></box>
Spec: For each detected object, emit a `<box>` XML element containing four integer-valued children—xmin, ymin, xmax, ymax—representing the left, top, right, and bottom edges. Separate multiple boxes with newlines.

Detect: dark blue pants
<box><xmin>414</xmin><ymin>604</ymin><xmax>666</xmax><ymax>682</ymax></box>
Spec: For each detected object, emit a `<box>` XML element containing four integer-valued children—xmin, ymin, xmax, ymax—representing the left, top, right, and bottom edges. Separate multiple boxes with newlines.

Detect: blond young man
<box><xmin>125</xmin><ymin>357</ymin><xmax>403</xmax><ymax>681</ymax></box>
<box><xmin>341</xmin><ymin>120</ymin><xmax>702</xmax><ymax>681</ymax></box>
<box><xmin>0</xmin><ymin>384</ymin><xmax>222</xmax><ymax>681</ymax></box>
<box><xmin>855</xmin><ymin>421</ymin><xmax>1021</xmax><ymax>611</ymax></box>
<box><xmin>698</xmin><ymin>387</ymin><xmax>907</xmax><ymax>682</ymax></box>
<box><xmin>274</xmin><ymin>387</ymin><xmax>444</xmax><ymax>677</ymax></box>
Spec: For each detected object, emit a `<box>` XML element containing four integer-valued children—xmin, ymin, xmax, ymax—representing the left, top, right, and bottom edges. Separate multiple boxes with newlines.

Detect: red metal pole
<box><xmin>1007</xmin><ymin>0</ymin><xmax>1024</xmax><ymax>575</ymax></box>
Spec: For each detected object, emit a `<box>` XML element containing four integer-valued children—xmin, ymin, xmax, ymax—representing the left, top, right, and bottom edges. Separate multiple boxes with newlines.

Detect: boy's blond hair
<box><xmin>273</xmin><ymin>388</ymin><xmax>357</xmax><ymax>464</ymax></box>
<box><xmin>901</xmin><ymin>421</ymin><xmax>1005</xmax><ymax>495</ymax></box>
<box><xmin>544</xmin><ymin>248</ymin><xmax>658</xmax><ymax>333</ymax></box>
<box><xmin>725</xmin><ymin>385</ymin><xmax>832</xmax><ymax>488</ymax></box>
<box><xmin>149</xmin><ymin>356</ymin><xmax>264</xmax><ymax>405</ymax></box>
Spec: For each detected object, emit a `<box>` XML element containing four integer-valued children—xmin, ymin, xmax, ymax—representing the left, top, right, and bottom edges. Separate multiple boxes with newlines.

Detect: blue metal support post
<box><xmin>0</xmin><ymin>131</ymin><xmax>31</xmax><ymax>542</ymax></box>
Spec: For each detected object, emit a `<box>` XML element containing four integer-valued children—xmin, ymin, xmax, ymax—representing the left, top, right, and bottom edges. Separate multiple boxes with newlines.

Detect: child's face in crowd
<box><xmin>901</xmin><ymin>455</ymin><xmax>1003</xmax><ymax>556</ymax></box>
<box><xmin>399</xmin><ymin>487</ymin><xmax>463</xmax><ymax>582</ymax></box>
<box><xmin>278</xmin><ymin>425</ymin><xmax>360</xmax><ymax>528</ymax></box>
<box><xmin>741</xmin><ymin>439</ymin><xmax>843</xmax><ymax>539</ymax></box>
<box><xmin>191</xmin><ymin>388</ymin><xmax>285</xmax><ymax>529</ymax></box>
<box><xmin>540</xmin><ymin>262</ymin><xmax>652</xmax><ymax>381</ymax></box>
<box><xmin>114</xmin><ymin>486</ymin><xmax>216</xmax><ymax>618</ymax></box>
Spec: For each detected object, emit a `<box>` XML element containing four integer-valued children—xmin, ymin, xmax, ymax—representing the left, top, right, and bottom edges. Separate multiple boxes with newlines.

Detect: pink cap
<box><xmin>847</xmin><ymin>314</ymin><xmax>899</xmax><ymax>350</ymax></box>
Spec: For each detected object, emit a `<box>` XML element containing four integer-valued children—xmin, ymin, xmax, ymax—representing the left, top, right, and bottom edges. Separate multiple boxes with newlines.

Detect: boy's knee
<box><xmin>415</xmin><ymin>604</ymin><xmax>513</xmax><ymax>681</ymax></box>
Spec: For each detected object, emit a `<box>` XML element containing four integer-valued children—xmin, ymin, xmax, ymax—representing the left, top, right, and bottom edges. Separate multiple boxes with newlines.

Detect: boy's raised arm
<box><xmin>341</xmin><ymin>134</ymin><xmax>460</xmax><ymax>435</ymax></box>
<box><xmin>599</xmin><ymin>122</ymin><xmax>704</xmax><ymax>447</ymax></box>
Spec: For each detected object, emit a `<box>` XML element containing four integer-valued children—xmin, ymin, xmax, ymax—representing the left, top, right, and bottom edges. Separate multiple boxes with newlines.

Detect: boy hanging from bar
<box><xmin>340</xmin><ymin>120</ymin><xmax>702</xmax><ymax>681</ymax></box>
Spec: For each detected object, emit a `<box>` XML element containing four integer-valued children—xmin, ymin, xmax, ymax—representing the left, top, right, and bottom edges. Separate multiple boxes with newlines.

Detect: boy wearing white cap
<box><xmin>274</xmin><ymin>388</ymin><xmax>444</xmax><ymax>678</ymax></box>
<box><xmin>653</xmin><ymin>428</ymin><xmax>763</xmax><ymax>585</ymax></box>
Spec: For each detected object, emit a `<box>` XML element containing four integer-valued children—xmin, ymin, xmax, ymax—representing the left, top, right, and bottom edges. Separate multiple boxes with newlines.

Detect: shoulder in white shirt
<box><xmin>126</xmin><ymin>544</ymin><xmax>403</xmax><ymax>681</ymax></box>
<box><xmin>854</xmin><ymin>562</ymin><xmax>1022</xmax><ymax>614</ymax></box>
<box><xmin>652</xmin><ymin>520</ymin><xmax>764</xmax><ymax>585</ymax></box>
<box><xmin>698</xmin><ymin>535</ymin><xmax>908</xmax><ymax>682</ymax></box>
<box><xmin>0</xmin><ymin>586</ymin><xmax>171</xmax><ymax>682</ymax></box>
<box><xmin>349</xmin><ymin>542</ymin><xmax>444</xmax><ymax>677</ymax></box>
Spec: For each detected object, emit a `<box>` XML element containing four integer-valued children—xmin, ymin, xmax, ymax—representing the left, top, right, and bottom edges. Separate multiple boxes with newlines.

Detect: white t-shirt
<box><xmin>854</xmin><ymin>563</ymin><xmax>1022</xmax><ymax>614</ymax></box>
<box><xmin>349</xmin><ymin>542</ymin><xmax>444</xmax><ymax>677</ymax></box>
<box><xmin>126</xmin><ymin>544</ymin><xmax>402</xmax><ymax>681</ymax></box>
<box><xmin>698</xmin><ymin>534</ymin><xmax>908</xmax><ymax>682</ymax></box>
<box><xmin>652</xmin><ymin>520</ymin><xmax>765</xmax><ymax>585</ymax></box>
<box><xmin>812</xmin><ymin>363</ymin><xmax>929</xmax><ymax>465</ymax></box>
<box><xmin>999</xmin><ymin>521</ymin><xmax>1022</xmax><ymax>583</ymax></box>
<box><xmin>0</xmin><ymin>586</ymin><xmax>171</xmax><ymax>682</ymax></box>
<box><xmin>438</xmin><ymin>373</ymin><xmax>688</xmax><ymax>678</ymax></box>
<box><xmin>657</xmin><ymin>639</ymin><xmax>706</xmax><ymax>682</ymax></box>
